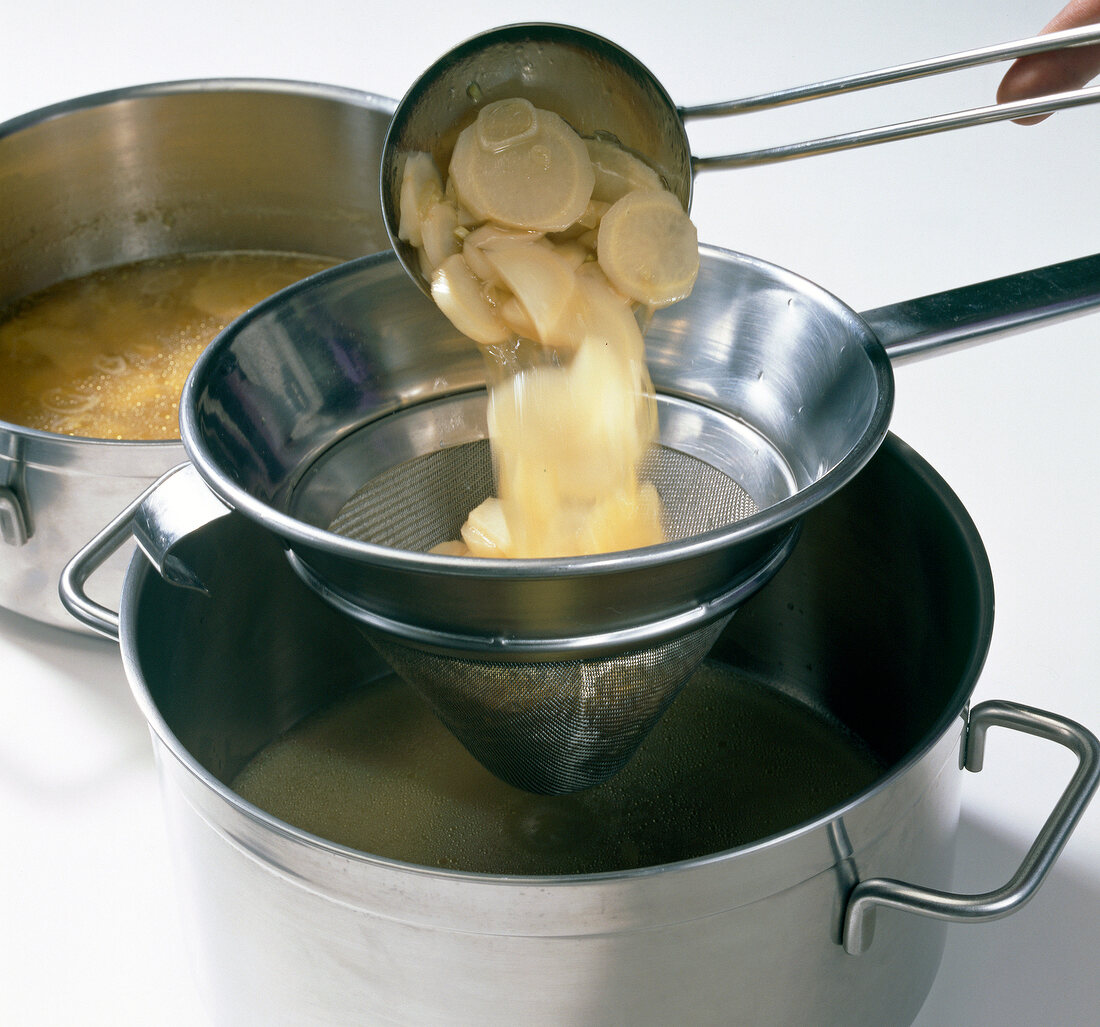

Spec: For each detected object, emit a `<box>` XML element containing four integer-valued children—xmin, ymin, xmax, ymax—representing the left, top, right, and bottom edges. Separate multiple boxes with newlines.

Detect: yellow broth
<box><xmin>0</xmin><ymin>251</ymin><xmax>338</xmax><ymax>439</ymax></box>
<box><xmin>232</xmin><ymin>661</ymin><xmax>885</xmax><ymax>875</ymax></box>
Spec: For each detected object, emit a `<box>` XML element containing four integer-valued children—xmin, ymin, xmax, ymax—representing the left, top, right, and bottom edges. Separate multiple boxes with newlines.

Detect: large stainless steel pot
<box><xmin>67</xmin><ymin>435</ymin><xmax>1098</xmax><ymax>1025</ymax></box>
<box><xmin>0</xmin><ymin>79</ymin><xmax>395</xmax><ymax>631</ymax></box>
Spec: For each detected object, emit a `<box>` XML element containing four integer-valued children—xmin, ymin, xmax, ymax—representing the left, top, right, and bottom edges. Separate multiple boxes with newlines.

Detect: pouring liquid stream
<box><xmin>395</xmin><ymin>96</ymin><xmax>700</xmax><ymax>559</ymax></box>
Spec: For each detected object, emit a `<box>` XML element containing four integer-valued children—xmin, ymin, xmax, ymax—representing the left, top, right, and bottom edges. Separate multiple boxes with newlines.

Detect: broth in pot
<box><xmin>0</xmin><ymin>250</ymin><xmax>337</xmax><ymax>439</ymax></box>
<box><xmin>233</xmin><ymin>662</ymin><xmax>885</xmax><ymax>875</ymax></box>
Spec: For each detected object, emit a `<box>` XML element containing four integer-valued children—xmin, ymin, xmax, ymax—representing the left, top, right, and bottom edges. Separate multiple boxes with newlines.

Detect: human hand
<box><xmin>997</xmin><ymin>0</ymin><xmax>1100</xmax><ymax>122</ymax></box>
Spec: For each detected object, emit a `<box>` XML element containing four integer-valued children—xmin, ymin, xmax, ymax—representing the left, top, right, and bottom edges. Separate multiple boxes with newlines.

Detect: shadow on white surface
<box><xmin>915</xmin><ymin>809</ymin><xmax>1100</xmax><ymax>1025</ymax></box>
<box><xmin>0</xmin><ymin>603</ymin><xmax>151</xmax><ymax>798</ymax></box>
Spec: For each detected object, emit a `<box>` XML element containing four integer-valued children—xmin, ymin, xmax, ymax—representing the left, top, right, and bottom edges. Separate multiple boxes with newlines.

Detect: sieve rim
<box><xmin>180</xmin><ymin>246</ymin><xmax>891</xmax><ymax>581</ymax></box>
<box><xmin>286</xmin><ymin>519</ymin><xmax>799</xmax><ymax>657</ymax></box>
<box><xmin>178</xmin><ymin>244</ymin><xmax>893</xmax><ymax>651</ymax></box>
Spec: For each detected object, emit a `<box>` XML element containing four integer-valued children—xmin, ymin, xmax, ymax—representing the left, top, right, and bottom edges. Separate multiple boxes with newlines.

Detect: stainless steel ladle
<box><xmin>381</xmin><ymin>21</ymin><xmax>1100</xmax><ymax>296</ymax></box>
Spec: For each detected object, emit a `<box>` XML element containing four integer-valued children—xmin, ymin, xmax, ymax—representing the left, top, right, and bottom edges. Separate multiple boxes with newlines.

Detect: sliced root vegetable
<box><xmin>462</xmin><ymin>224</ymin><xmax>544</xmax><ymax>284</ymax></box>
<box><xmin>398</xmin><ymin>151</ymin><xmax>445</xmax><ymax>248</ymax></box>
<box><xmin>499</xmin><ymin>296</ymin><xmax>539</xmax><ymax>341</ymax></box>
<box><xmin>585</xmin><ymin>137</ymin><xmax>664</xmax><ymax>204</ymax></box>
<box><xmin>483</xmin><ymin>243</ymin><xmax>577</xmax><ymax>344</ymax></box>
<box><xmin>576</xmin><ymin>228</ymin><xmax>599</xmax><ymax>252</ymax></box>
<box><xmin>396</xmin><ymin>109</ymin><xmax>703</xmax><ymax>558</ymax></box>
<box><xmin>550</xmin><ymin>239</ymin><xmax>590</xmax><ymax>271</ymax></box>
<box><xmin>416</xmin><ymin>247</ymin><xmax>438</xmax><ymax>282</ymax></box>
<box><xmin>460</xmin><ymin>497</ymin><xmax>512</xmax><ymax>557</ymax></box>
<box><xmin>489</xmin><ymin>342</ymin><xmax>651</xmax><ymax>507</ymax></box>
<box><xmin>596</xmin><ymin>189</ymin><xmax>699</xmax><ymax>308</ymax></box>
<box><xmin>475</xmin><ymin>97</ymin><xmax>541</xmax><ymax>151</ymax></box>
<box><xmin>430</xmin><ymin>254</ymin><xmax>511</xmax><ymax>346</ymax></box>
<box><xmin>548</xmin><ymin>198</ymin><xmax>610</xmax><ymax>242</ymax></box>
<box><xmin>444</xmin><ymin>177</ymin><xmax>482</xmax><ymax>227</ymax></box>
<box><xmin>577</xmin><ymin>481</ymin><xmax>665</xmax><ymax>554</ymax></box>
<box><xmin>429</xmin><ymin>539</ymin><xmax>470</xmax><ymax>556</ymax></box>
<box><xmin>419</xmin><ymin>199</ymin><xmax>462</xmax><ymax>273</ymax></box>
<box><xmin>574</xmin><ymin>260</ymin><xmax>632</xmax><ymax>302</ymax></box>
<box><xmin>569</xmin><ymin>271</ymin><xmax>648</xmax><ymax>361</ymax></box>
<box><xmin>464</xmin><ymin>224</ymin><xmax>545</xmax><ymax>249</ymax></box>
<box><xmin>449</xmin><ymin>99</ymin><xmax>595</xmax><ymax>233</ymax></box>
<box><xmin>565</xmin><ymin>337</ymin><xmax>655</xmax><ymax>471</ymax></box>
<box><xmin>577</xmin><ymin>198</ymin><xmax>610</xmax><ymax>230</ymax></box>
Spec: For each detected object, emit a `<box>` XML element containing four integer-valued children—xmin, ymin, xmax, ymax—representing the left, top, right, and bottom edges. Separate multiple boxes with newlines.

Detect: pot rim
<box><xmin>0</xmin><ymin>75</ymin><xmax>397</xmax><ymax>147</ymax></box>
<box><xmin>119</xmin><ymin>433</ymin><xmax>995</xmax><ymax>888</ymax></box>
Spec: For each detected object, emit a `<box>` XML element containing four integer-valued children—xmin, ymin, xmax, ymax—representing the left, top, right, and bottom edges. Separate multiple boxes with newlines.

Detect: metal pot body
<box><xmin>0</xmin><ymin>79</ymin><xmax>395</xmax><ymax>630</ymax></box>
<box><xmin>121</xmin><ymin>437</ymin><xmax>996</xmax><ymax>1025</ymax></box>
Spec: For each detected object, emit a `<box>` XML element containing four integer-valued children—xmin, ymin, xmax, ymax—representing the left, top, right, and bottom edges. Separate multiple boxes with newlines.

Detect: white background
<box><xmin>1</xmin><ymin>0</ymin><xmax>1098</xmax><ymax>1024</ymax></box>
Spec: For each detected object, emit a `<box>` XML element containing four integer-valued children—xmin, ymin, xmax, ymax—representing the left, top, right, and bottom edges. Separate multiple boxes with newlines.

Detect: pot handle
<box><xmin>59</xmin><ymin>462</ymin><xmax>232</xmax><ymax>640</ymax></box>
<box><xmin>843</xmin><ymin>699</ymin><xmax>1100</xmax><ymax>955</ymax></box>
<box><xmin>859</xmin><ymin>252</ymin><xmax>1100</xmax><ymax>365</ymax></box>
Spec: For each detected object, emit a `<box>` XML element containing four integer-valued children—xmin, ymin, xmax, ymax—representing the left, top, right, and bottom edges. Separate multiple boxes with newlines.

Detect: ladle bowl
<box><xmin>380</xmin><ymin>23</ymin><xmax>691</xmax><ymax>297</ymax></box>
<box><xmin>381</xmin><ymin>21</ymin><xmax>1100</xmax><ymax>297</ymax></box>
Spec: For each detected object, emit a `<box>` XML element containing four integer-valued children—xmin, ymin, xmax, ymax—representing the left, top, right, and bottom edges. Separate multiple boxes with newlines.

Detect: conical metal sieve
<box><xmin>176</xmin><ymin>247</ymin><xmax>838</xmax><ymax>794</ymax></box>
<box><xmin>313</xmin><ymin>426</ymin><xmax>791</xmax><ymax>793</ymax></box>
<box><xmin>146</xmin><ymin>246</ymin><xmax>1097</xmax><ymax>795</ymax></box>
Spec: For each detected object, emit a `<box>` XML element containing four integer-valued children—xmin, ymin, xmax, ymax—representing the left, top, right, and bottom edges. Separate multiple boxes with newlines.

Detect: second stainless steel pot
<box><xmin>71</xmin><ymin>435</ymin><xmax>1098</xmax><ymax>1025</ymax></box>
<box><xmin>0</xmin><ymin>79</ymin><xmax>395</xmax><ymax>631</ymax></box>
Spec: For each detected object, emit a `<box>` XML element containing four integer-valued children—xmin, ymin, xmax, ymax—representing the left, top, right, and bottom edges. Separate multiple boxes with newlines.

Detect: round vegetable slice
<box><xmin>449</xmin><ymin>99</ymin><xmax>595</xmax><ymax>233</ymax></box>
<box><xmin>429</xmin><ymin>539</ymin><xmax>470</xmax><ymax>556</ymax></box>
<box><xmin>482</xmin><ymin>243</ymin><xmax>577</xmax><ymax>344</ymax></box>
<box><xmin>397</xmin><ymin>151</ymin><xmax>444</xmax><ymax>248</ymax></box>
<box><xmin>462</xmin><ymin>224</ymin><xmax>544</xmax><ymax>284</ymax></box>
<box><xmin>596</xmin><ymin>189</ymin><xmax>699</xmax><ymax>308</ymax></box>
<box><xmin>419</xmin><ymin>199</ymin><xmax>461</xmax><ymax>274</ymax></box>
<box><xmin>585</xmin><ymin>137</ymin><xmax>664</xmax><ymax>204</ymax></box>
<box><xmin>430</xmin><ymin>254</ymin><xmax>511</xmax><ymax>346</ymax></box>
<box><xmin>460</xmin><ymin>497</ymin><xmax>512</xmax><ymax>557</ymax></box>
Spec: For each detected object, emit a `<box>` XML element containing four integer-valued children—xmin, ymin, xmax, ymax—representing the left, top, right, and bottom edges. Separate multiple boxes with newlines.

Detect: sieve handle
<box><xmin>842</xmin><ymin>699</ymin><xmax>1100</xmax><ymax>955</ymax></box>
<box><xmin>59</xmin><ymin>463</ymin><xmax>231</xmax><ymax>639</ymax></box>
<box><xmin>858</xmin><ymin>252</ymin><xmax>1100</xmax><ymax>364</ymax></box>
<box><xmin>683</xmin><ymin>25</ymin><xmax>1100</xmax><ymax>170</ymax></box>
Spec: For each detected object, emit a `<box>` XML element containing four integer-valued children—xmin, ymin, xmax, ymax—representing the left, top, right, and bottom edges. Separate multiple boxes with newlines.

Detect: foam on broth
<box><xmin>0</xmin><ymin>250</ymin><xmax>337</xmax><ymax>440</ymax></box>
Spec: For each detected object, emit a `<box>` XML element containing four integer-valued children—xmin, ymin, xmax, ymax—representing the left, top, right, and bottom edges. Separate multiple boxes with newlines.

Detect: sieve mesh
<box><xmin>369</xmin><ymin>617</ymin><xmax>732</xmax><ymax>794</ymax></box>
<box><xmin>327</xmin><ymin>438</ymin><xmax>760</xmax><ymax>793</ymax></box>
<box><xmin>329</xmin><ymin>439</ymin><xmax>758</xmax><ymax>550</ymax></box>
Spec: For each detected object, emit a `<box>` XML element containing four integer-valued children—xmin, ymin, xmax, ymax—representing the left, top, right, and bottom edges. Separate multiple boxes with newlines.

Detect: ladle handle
<box><xmin>857</xmin><ymin>252</ymin><xmax>1100</xmax><ymax>364</ymax></box>
<box><xmin>843</xmin><ymin>699</ymin><xmax>1100</xmax><ymax>955</ymax></box>
<box><xmin>681</xmin><ymin>24</ymin><xmax>1100</xmax><ymax>170</ymax></box>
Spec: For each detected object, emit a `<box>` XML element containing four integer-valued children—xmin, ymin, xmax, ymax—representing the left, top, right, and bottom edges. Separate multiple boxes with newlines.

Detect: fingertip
<box><xmin>997</xmin><ymin>63</ymin><xmax>1056</xmax><ymax>124</ymax></box>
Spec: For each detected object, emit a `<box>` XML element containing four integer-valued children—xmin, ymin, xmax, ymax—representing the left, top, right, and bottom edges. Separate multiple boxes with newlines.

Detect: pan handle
<box><xmin>843</xmin><ymin>699</ymin><xmax>1100</xmax><ymax>955</ymax></box>
<box><xmin>858</xmin><ymin>252</ymin><xmax>1100</xmax><ymax>364</ymax></box>
<box><xmin>59</xmin><ymin>463</ymin><xmax>231</xmax><ymax>640</ymax></box>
